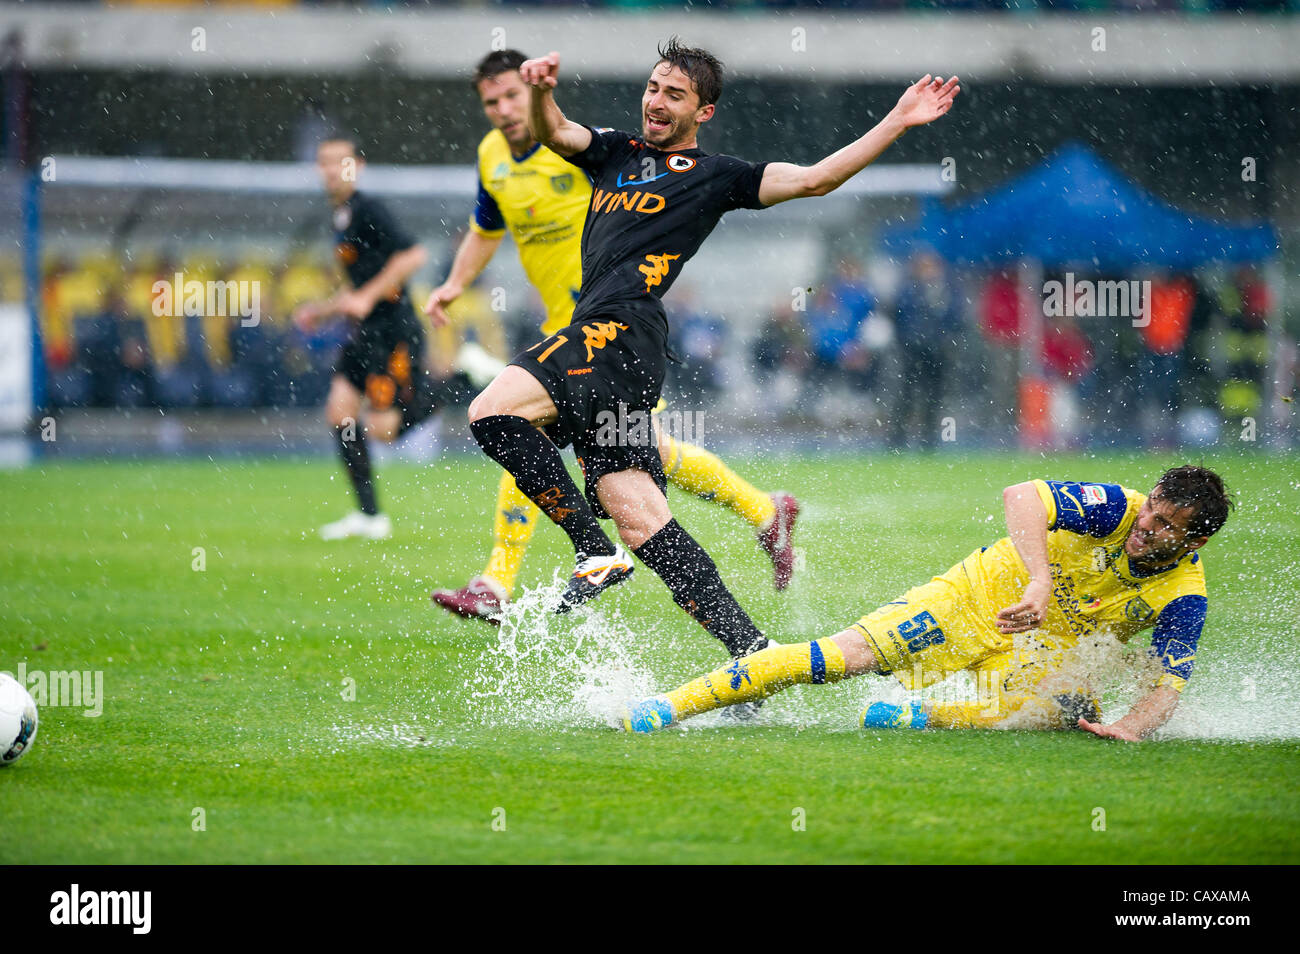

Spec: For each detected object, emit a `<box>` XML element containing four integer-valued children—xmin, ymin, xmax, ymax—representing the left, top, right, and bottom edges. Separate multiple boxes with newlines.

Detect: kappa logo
<box><xmin>534</xmin><ymin>486</ymin><xmax>576</xmax><ymax>522</ymax></box>
<box><xmin>582</xmin><ymin>321</ymin><xmax>628</xmax><ymax>361</ymax></box>
<box><xmin>666</xmin><ymin>154</ymin><xmax>696</xmax><ymax>172</ymax></box>
<box><xmin>638</xmin><ymin>253</ymin><xmax>680</xmax><ymax>292</ymax></box>
<box><xmin>1082</xmin><ymin>484</ymin><xmax>1107</xmax><ymax>506</ymax></box>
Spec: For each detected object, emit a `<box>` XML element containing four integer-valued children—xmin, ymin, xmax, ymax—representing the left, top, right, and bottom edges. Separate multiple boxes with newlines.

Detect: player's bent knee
<box><xmin>599</xmin><ymin>472</ymin><xmax>671</xmax><ymax>548</ymax></box>
<box><xmin>365</xmin><ymin>412</ymin><xmax>401</xmax><ymax>443</ymax></box>
<box><xmin>830</xmin><ymin>628</ymin><xmax>879</xmax><ymax>677</ymax></box>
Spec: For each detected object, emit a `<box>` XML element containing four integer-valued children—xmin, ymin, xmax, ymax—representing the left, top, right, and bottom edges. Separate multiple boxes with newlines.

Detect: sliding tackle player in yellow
<box><xmin>624</xmin><ymin>466</ymin><xmax>1232</xmax><ymax>742</ymax></box>
<box><xmin>426</xmin><ymin>50</ymin><xmax>799</xmax><ymax>623</ymax></box>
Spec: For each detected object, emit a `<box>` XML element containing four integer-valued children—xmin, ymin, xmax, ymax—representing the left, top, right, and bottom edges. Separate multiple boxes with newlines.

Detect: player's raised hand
<box><xmin>995</xmin><ymin>576</ymin><xmax>1051</xmax><ymax>634</ymax></box>
<box><xmin>423</xmin><ymin>282</ymin><xmax>460</xmax><ymax>328</ymax></box>
<box><xmin>1078</xmin><ymin>717</ymin><xmax>1142</xmax><ymax>742</ymax></box>
<box><xmin>520</xmin><ymin>52</ymin><xmax>561</xmax><ymax>90</ymax></box>
<box><xmin>893</xmin><ymin>74</ymin><xmax>960</xmax><ymax>128</ymax></box>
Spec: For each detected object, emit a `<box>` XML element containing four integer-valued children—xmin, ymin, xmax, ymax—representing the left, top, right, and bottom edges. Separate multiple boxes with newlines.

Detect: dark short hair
<box><xmin>1155</xmin><ymin>465</ymin><xmax>1234</xmax><ymax>538</ymax></box>
<box><xmin>654</xmin><ymin>36</ymin><xmax>724</xmax><ymax>108</ymax></box>
<box><xmin>473</xmin><ymin>49</ymin><xmax>528</xmax><ymax>89</ymax></box>
<box><xmin>317</xmin><ymin>136</ymin><xmax>364</xmax><ymax>160</ymax></box>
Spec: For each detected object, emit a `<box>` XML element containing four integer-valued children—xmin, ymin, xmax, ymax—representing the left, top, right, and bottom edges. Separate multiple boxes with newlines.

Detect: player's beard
<box><xmin>500</xmin><ymin>121</ymin><xmax>532</xmax><ymax>152</ymax></box>
<box><xmin>1126</xmin><ymin>530</ymin><xmax>1180</xmax><ymax>568</ymax></box>
<box><xmin>643</xmin><ymin>112</ymin><xmax>683</xmax><ymax>149</ymax></box>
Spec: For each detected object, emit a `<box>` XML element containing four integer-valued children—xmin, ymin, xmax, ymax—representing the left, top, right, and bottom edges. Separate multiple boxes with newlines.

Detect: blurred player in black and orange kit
<box><xmin>425</xmin><ymin>49</ymin><xmax>800</xmax><ymax>624</ymax></box>
<box><xmin>295</xmin><ymin>138</ymin><xmax>470</xmax><ymax>540</ymax></box>
<box><xmin>466</xmin><ymin>39</ymin><xmax>958</xmax><ymax>661</ymax></box>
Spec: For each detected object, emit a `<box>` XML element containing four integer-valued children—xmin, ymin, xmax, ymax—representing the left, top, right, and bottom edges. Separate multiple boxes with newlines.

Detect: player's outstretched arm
<box><xmin>424</xmin><ymin>230</ymin><xmax>503</xmax><ymax>327</ymax></box>
<box><xmin>1080</xmin><ymin>685</ymin><xmax>1179</xmax><ymax>742</ymax></box>
<box><xmin>521</xmin><ymin>52</ymin><xmax>592</xmax><ymax>157</ymax></box>
<box><xmin>757</xmin><ymin>74</ymin><xmax>960</xmax><ymax>206</ymax></box>
<box><xmin>996</xmin><ymin>481</ymin><xmax>1052</xmax><ymax>634</ymax></box>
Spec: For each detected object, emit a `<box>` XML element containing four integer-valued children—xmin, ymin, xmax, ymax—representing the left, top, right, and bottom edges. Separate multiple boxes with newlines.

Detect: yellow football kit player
<box><xmin>470</xmin><ymin>130</ymin><xmax>586</xmax><ymax>338</ymax></box>
<box><xmin>851</xmin><ymin>479</ymin><xmax>1205</xmax><ymax>726</ymax></box>
<box><xmin>626</xmin><ymin>475</ymin><xmax>1218</xmax><ymax>737</ymax></box>
<box><xmin>433</xmin><ymin>127</ymin><xmax>795</xmax><ymax>621</ymax></box>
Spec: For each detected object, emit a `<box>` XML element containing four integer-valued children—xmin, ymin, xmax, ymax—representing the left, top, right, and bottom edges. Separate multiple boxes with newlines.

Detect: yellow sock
<box><xmin>659</xmin><ymin>434</ymin><xmax>776</xmax><ymax>530</ymax></box>
<box><xmin>481</xmin><ymin>470</ymin><xmax>540</xmax><ymax>596</ymax></box>
<box><xmin>666</xmin><ymin>639</ymin><xmax>847</xmax><ymax>720</ymax></box>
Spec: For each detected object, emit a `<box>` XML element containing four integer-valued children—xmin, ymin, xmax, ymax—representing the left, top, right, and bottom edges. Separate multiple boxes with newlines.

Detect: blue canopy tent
<box><xmin>880</xmin><ymin>142</ymin><xmax>1282</xmax><ymax>448</ymax></box>
<box><xmin>882</xmin><ymin>141</ymin><xmax>1277</xmax><ymax>269</ymax></box>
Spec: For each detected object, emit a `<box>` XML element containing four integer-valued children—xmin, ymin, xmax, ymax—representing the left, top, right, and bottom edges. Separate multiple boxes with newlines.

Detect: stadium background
<box><xmin>1</xmin><ymin>1</ymin><xmax>1299</xmax><ymax>871</ymax></box>
<box><xmin>0</xmin><ymin>1</ymin><xmax>1296</xmax><ymax>457</ymax></box>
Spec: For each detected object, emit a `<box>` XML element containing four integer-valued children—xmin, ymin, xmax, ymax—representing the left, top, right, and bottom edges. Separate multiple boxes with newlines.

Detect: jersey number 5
<box><xmin>899</xmin><ymin>611</ymin><xmax>946</xmax><ymax>653</ymax></box>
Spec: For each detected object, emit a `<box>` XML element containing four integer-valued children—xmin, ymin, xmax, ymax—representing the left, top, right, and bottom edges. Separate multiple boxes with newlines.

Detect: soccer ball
<box><xmin>0</xmin><ymin>672</ymin><xmax>39</xmax><ymax>766</ymax></box>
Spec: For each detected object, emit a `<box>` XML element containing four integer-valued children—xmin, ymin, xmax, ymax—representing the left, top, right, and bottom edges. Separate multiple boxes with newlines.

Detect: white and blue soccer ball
<box><xmin>0</xmin><ymin>672</ymin><xmax>38</xmax><ymax>766</ymax></box>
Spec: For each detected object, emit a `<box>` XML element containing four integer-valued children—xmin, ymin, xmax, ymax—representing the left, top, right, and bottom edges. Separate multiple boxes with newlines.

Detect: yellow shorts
<box><xmin>853</xmin><ymin>562</ymin><xmax>1008</xmax><ymax>690</ymax></box>
<box><xmin>852</xmin><ymin>559</ymin><xmax>1097</xmax><ymax>726</ymax></box>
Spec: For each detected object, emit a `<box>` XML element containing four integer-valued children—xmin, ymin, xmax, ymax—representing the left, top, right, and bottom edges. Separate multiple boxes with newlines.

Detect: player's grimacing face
<box><xmin>478</xmin><ymin>72</ymin><xmax>533</xmax><ymax>150</ymax></box>
<box><xmin>642</xmin><ymin>62</ymin><xmax>713</xmax><ymax>149</ymax></box>
<box><xmin>1125</xmin><ymin>491</ymin><xmax>1204</xmax><ymax>564</ymax></box>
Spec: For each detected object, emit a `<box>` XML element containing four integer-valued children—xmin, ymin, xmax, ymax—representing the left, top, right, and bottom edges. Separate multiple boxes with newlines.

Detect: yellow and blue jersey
<box><xmin>472</xmin><ymin>130</ymin><xmax>588</xmax><ymax>336</ymax></box>
<box><xmin>963</xmin><ymin>480</ymin><xmax>1208</xmax><ymax>692</ymax></box>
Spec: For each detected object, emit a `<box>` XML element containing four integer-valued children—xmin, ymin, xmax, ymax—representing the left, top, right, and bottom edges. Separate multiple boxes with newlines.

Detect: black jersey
<box><xmin>331</xmin><ymin>190</ymin><xmax>418</xmax><ymax>305</ymax></box>
<box><xmin>565</xmin><ymin>125</ymin><xmax>768</xmax><ymax>325</ymax></box>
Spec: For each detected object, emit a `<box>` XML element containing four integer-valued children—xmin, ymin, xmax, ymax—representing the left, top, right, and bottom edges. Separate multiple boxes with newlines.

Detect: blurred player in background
<box><xmin>623</xmin><ymin>466</ymin><xmax>1230</xmax><ymax>741</ymax></box>
<box><xmin>295</xmin><ymin>137</ymin><xmax>469</xmax><ymax>540</ymax></box>
<box><xmin>425</xmin><ymin>50</ymin><xmax>800</xmax><ymax>624</ymax></box>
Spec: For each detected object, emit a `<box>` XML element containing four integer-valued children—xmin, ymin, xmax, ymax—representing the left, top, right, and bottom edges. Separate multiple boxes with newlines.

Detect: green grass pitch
<box><xmin>1</xmin><ymin>450</ymin><xmax>1298</xmax><ymax>863</ymax></box>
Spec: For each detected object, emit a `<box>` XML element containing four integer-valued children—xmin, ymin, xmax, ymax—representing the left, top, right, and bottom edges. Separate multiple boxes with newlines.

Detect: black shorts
<box><xmin>334</xmin><ymin>302</ymin><xmax>438</xmax><ymax>431</ymax></box>
<box><xmin>511</xmin><ymin>308</ymin><xmax>669</xmax><ymax>519</ymax></box>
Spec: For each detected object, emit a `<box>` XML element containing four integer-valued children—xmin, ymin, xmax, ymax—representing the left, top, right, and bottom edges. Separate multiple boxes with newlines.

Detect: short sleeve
<box><xmin>359</xmin><ymin>195</ymin><xmax>416</xmax><ymax>253</ymax></box>
<box><xmin>716</xmin><ymin>155</ymin><xmax>770</xmax><ymax>211</ymax></box>
<box><xmin>470</xmin><ymin>175</ymin><xmax>506</xmax><ymax>236</ymax></box>
<box><xmin>1033</xmin><ymin>479</ymin><xmax>1128</xmax><ymax>537</ymax></box>
<box><xmin>1148</xmin><ymin>594</ymin><xmax>1206</xmax><ymax>692</ymax></box>
<box><xmin>565</xmin><ymin>126</ymin><xmax>633</xmax><ymax>174</ymax></box>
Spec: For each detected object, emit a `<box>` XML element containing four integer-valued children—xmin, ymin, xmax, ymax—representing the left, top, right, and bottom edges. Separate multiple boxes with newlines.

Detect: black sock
<box><xmin>470</xmin><ymin>414</ymin><xmax>615</xmax><ymax>558</ymax></box>
<box><xmin>634</xmin><ymin>519</ymin><xmax>766</xmax><ymax>657</ymax></box>
<box><xmin>335</xmin><ymin>424</ymin><xmax>378</xmax><ymax>516</ymax></box>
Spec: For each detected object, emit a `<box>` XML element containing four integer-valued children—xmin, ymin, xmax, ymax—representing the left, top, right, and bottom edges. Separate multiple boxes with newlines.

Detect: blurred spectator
<box><xmin>667</xmin><ymin>287</ymin><xmax>727</xmax><ymax>405</ymax></box>
<box><xmin>802</xmin><ymin>259</ymin><xmax>877</xmax><ymax>399</ymax></box>
<box><xmin>752</xmin><ymin>298</ymin><xmax>812</xmax><ymax>381</ymax></box>
<box><xmin>890</xmin><ymin>248</ymin><xmax>961</xmax><ymax>448</ymax></box>
<box><xmin>1138</xmin><ymin>272</ymin><xmax>1196</xmax><ymax>446</ymax></box>
<box><xmin>1219</xmin><ymin>265</ymin><xmax>1271</xmax><ymax>423</ymax></box>
<box><xmin>977</xmin><ymin>266</ymin><xmax>1023</xmax><ymax>438</ymax></box>
<box><xmin>1042</xmin><ymin>313</ymin><xmax>1094</xmax><ymax>448</ymax></box>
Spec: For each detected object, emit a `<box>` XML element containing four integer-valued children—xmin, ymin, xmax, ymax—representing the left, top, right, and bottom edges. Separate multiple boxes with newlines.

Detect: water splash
<box><xmin>461</xmin><ymin>573</ymin><xmax>660</xmax><ymax>729</ymax></box>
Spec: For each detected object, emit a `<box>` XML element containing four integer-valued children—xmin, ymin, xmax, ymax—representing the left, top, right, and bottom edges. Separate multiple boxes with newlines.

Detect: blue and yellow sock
<box><xmin>662</xmin><ymin>639</ymin><xmax>847</xmax><ymax>723</ymax></box>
